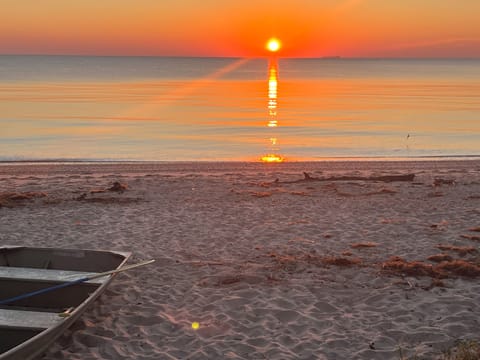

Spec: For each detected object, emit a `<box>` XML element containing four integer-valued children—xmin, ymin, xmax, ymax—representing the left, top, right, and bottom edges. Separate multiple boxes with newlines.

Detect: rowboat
<box><xmin>0</xmin><ymin>246</ymin><xmax>131</xmax><ymax>360</ymax></box>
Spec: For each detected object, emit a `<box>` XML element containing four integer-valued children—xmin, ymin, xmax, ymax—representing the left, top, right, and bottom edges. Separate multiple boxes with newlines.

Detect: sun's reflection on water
<box><xmin>261</xmin><ymin>58</ymin><xmax>284</xmax><ymax>163</ymax></box>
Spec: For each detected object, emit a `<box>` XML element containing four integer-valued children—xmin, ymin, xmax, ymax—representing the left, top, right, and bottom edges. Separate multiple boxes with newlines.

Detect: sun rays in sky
<box><xmin>122</xmin><ymin>36</ymin><xmax>283</xmax><ymax>121</ymax></box>
<box><xmin>121</xmin><ymin>58</ymin><xmax>251</xmax><ymax>121</ymax></box>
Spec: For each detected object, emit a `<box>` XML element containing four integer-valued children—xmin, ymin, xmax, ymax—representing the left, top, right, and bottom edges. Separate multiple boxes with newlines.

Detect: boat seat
<box><xmin>0</xmin><ymin>308</ymin><xmax>63</xmax><ymax>330</ymax></box>
<box><xmin>0</xmin><ymin>266</ymin><xmax>104</xmax><ymax>284</ymax></box>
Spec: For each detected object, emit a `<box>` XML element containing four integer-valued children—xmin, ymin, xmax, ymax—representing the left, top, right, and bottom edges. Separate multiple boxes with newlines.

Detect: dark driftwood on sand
<box><xmin>276</xmin><ymin>172</ymin><xmax>415</xmax><ymax>184</ymax></box>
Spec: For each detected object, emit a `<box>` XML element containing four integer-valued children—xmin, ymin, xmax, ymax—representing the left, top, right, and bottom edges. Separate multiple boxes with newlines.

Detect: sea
<box><xmin>1</xmin><ymin>55</ymin><xmax>479</xmax><ymax>162</ymax></box>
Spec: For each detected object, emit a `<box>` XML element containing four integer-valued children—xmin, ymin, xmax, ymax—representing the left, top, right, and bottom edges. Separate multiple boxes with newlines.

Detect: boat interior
<box><xmin>0</xmin><ymin>246</ymin><xmax>128</xmax><ymax>354</ymax></box>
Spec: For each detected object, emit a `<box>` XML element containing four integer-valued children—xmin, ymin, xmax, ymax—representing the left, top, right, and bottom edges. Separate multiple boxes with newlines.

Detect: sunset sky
<box><xmin>1</xmin><ymin>0</ymin><xmax>480</xmax><ymax>58</ymax></box>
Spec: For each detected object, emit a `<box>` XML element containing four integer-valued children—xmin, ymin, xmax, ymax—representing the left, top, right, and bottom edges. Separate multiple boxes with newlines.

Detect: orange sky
<box><xmin>1</xmin><ymin>0</ymin><xmax>480</xmax><ymax>58</ymax></box>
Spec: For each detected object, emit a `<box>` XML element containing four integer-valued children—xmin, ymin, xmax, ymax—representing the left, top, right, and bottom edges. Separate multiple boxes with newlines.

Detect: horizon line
<box><xmin>1</xmin><ymin>53</ymin><xmax>480</xmax><ymax>61</ymax></box>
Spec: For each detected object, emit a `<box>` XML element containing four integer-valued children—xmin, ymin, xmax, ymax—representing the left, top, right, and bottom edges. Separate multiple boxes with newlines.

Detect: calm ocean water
<box><xmin>1</xmin><ymin>55</ymin><xmax>479</xmax><ymax>161</ymax></box>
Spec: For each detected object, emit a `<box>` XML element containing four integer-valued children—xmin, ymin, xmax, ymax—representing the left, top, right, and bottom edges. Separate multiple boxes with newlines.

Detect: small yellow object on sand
<box><xmin>191</xmin><ymin>322</ymin><xmax>200</xmax><ymax>330</ymax></box>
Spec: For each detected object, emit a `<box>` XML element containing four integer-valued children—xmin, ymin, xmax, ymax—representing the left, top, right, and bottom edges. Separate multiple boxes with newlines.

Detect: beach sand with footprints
<box><xmin>1</xmin><ymin>160</ymin><xmax>480</xmax><ymax>359</ymax></box>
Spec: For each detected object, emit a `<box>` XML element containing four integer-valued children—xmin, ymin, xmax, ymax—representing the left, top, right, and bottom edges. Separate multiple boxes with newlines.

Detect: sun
<box><xmin>266</xmin><ymin>38</ymin><xmax>281</xmax><ymax>52</ymax></box>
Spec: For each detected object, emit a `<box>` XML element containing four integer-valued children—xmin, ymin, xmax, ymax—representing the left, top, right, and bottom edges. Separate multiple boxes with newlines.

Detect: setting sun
<box><xmin>266</xmin><ymin>38</ymin><xmax>281</xmax><ymax>52</ymax></box>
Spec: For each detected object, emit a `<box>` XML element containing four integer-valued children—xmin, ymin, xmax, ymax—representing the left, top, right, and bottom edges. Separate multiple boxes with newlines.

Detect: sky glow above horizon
<box><xmin>1</xmin><ymin>0</ymin><xmax>480</xmax><ymax>58</ymax></box>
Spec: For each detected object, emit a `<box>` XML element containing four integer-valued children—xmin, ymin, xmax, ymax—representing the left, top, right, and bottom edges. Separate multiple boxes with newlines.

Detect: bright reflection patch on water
<box><xmin>262</xmin><ymin>58</ymin><xmax>284</xmax><ymax>162</ymax></box>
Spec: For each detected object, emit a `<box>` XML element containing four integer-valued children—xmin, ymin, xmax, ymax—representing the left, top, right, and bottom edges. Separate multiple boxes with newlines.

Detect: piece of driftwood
<box><xmin>0</xmin><ymin>192</ymin><xmax>47</xmax><ymax>208</ymax></box>
<box><xmin>276</xmin><ymin>172</ymin><xmax>415</xmax><ymax>184</ymax></box>
<box><xmin>108</xmin><ymin>181</ymin><xmax>128</xmax><ymax>192</ymax></box>
<box><xmin>434</xmin><ymin>178</ymin><xmax>455</xmax><ymax>186</ymax></box>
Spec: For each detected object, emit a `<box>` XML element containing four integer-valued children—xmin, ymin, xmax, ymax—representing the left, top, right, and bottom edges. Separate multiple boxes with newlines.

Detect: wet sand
<box><xmin>1</xmin><ymin>160</ymin><xmax>480</xmax><ymax>359</ymax></box>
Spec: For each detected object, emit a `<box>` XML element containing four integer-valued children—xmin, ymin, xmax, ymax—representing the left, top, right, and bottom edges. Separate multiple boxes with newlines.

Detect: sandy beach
<box><xmin>1</xmin><ymin>160</ymin><xmax>479</xmax><ymax>360</ymax></box>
